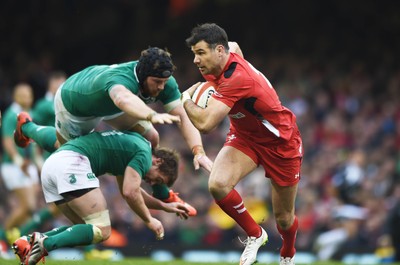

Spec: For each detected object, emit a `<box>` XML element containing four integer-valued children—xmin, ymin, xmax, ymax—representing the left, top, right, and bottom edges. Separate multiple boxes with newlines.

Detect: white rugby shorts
<box><xmin>54</xmin><ymin>87</ymin><xmax>102</xmax><ymax>141</ymax></box>
<box><xmin>41</xmin><ymin>150</ymin><xmax>99</xmax><ymax>203</ymax></box>
<box><xmin>1</xmin><ymin>163</ymin><xmax>39</xmax><ymax>190</ymax></box>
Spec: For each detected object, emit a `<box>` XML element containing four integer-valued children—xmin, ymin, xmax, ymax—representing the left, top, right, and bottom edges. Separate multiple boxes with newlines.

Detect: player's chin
<box><xmin>150</xmin><ymin>91</ymin><xmax>162</xmax><ymax>97</ymax></box>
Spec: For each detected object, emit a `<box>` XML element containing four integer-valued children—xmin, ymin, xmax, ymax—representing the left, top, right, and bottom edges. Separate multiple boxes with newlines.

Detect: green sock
<box><xmin>83</xmin><ymin>244</ymin><xmax>95</xmax><ymax>252</ymax></box>
<box><xmin>22</xmin><ymin>122</ymin><xmax>57</xmax><ymax>153</ymax></box>
<box><xmin>43</xmin><ymin>224</ymin><xmax>94</xmax><ymax>251</ymax></box>
<box><xmin>151</xmin><ymin>184</ymin><xmax>170</xmax><ymax>200</ymax></box>
<box><xmin>20</xmin><ymin>208</ymin><xmax>54</xmax><ymax>235</ymax></box>
<box><xmin>44</xmin><ymin>226</ymin><xmax>69</xmax><ymax>237</ymax></box>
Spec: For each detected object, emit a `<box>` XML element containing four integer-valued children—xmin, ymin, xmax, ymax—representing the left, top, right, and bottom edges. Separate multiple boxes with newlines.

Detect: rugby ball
<box><xmin>191</xmin><ymin>81</ymin><xmax>216</xmax><ymax>108</ymax></box>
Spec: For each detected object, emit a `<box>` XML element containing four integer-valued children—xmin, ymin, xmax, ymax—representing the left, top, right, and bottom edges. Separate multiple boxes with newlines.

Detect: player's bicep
<box><xmin>108</xmin><ymin>85</ymin><xmax>141</xmax><ymax>113</ymax></box>
<box><xmin>122</xmin><ymin>166</ymin><xmax>142</xmax><ymax>198</ymax></box>
<box><xmin>109</xmin><ymin>85</ymin><xmax>128</xmax><ymax>102</ymax></box>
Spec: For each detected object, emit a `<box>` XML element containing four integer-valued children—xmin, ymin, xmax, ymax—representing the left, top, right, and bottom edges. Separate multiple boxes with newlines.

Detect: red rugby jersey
<box><xmin>204</xmin><ymin>53</ymin><xmax>298</xmax><ymax>144</ymax></box>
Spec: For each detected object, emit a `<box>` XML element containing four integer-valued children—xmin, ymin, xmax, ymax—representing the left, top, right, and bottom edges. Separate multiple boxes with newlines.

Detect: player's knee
<box><xmin>26</xmin><ymin>207</ymin><xmax>36</xmax><ymax>216</ymax></box>
<box><xmin>132</xmin><ymin>121</ymin><xmax>159</xmax><ymax>148</ymax></box>
<box><xmin>208</xmin><ymin>179</ymin><xmax>231</xmax><ymax>199</ymax></box>
<box><xmin>144</xmin><ymin>128</ymin><xmax>159</xmax><ymax>148</ymax></box>
<box><xmin>275</xmin><ymin>213</ymin><xmax>294</xmax><ymax>230</ymax></box>
<box><xmin>208</xmin><ymin>178</ymin><xmax>225</xmax><ymax>192</ymax></box>
<box><xmin>82</xmin><ymin>210</ymin><xmax>111</xmax><ymax>243</ymax></box>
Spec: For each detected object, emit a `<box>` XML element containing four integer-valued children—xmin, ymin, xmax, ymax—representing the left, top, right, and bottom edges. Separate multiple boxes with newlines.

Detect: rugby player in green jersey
<box><xmin>33</xmin><ymin>71</ymin><xmax>67</xmax><ymax>128</ymax></box>
<box><xmin>0</xmin><ymin>84</ymin><xmax>42</xmax><ymax>243</ymax></box>
<box><xmin>5</xmin><ymin>72</ymin><xmax>115</xmax><ymax>260</ymax></box>
<box><xmin>14</xmin><ymin>47</ymin><xmax>213</xmax><ymax>216</ymax></box>
<box><xmin>13</xmin><ymin>130</ymin><xmax>190</xmax><ymax>265</ymax></box>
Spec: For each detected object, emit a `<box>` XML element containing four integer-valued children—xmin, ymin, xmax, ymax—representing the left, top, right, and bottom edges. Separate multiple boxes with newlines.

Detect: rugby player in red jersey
<box><xmin>182</xmin><ymin>23</ymin><xmax>302</xmax><ymax>265</ymax></box>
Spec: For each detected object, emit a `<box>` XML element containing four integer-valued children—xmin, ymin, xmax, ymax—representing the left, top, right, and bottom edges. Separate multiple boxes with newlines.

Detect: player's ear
<box><xmin>152</xmin><ymin>157</ymin><xmax>163</xmax><ymax>166</ymax></box>
<box><xmin>216</xmin><ymin>44</ymin><xmax>226</xmax><ymax>54</ymax></box>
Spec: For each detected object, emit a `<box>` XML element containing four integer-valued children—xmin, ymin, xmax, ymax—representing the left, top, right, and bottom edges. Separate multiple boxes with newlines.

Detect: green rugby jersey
<box><xmin>57</xmin><ymin>130</ymin><xmax>152</xmax><ymax>178</ymax></box>
<box><xmin>33</xmin><ymin>93</ymin><xmax>56</xmax><ymax>126</ymax></box>
<box><xmin>60</xmin><ymin>61</ymin><xmax>181</xmax><ymax>117</ymax></box>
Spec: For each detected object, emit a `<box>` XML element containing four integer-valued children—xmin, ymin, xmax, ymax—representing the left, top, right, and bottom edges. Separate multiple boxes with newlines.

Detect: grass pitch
<box><xmin>3</xmin><ymin>257</ymin><xmax>400</xmax><ymax>265</ymax></box>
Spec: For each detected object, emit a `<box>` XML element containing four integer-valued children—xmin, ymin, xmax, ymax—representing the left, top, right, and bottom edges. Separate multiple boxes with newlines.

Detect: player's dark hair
<box><xmin>136</xmin><ymin>47</ymin><xmax>176</xmax><ymax>86</ymax></box>
<box><xmin>153</xmin><ymin>147</ymin><xmax>179</xmax><ymax>187</ymax></box>
<box><xmin>185</xmin><ymin>23</ymin><xmax>229</xmax><ymax>50</ymax></box>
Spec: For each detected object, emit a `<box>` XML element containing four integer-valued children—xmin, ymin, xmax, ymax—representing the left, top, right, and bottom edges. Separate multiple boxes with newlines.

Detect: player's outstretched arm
<box><xmin>169</xmin><ymin>103</ymin><xmax>213</xmax><ymax>172</ymax></box>
<box><xmin>140</xmin><ymin>188</ymin><xmax>189</xmax><ymax>219</ymax></box>
<box><xmin>109</xmin><ymin>85</ymin><xmax>180</xmax><ymax>124</ymax></box>
<box><xmin>117</xmin><ymin>167</ymin><xmax>164</xmax><ymax>240</ymax></box>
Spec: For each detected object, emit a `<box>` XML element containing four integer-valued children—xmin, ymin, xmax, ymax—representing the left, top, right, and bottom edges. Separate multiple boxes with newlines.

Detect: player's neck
<box><xmin>215</xmin><ymin>55</ymin><xmax>230</xmax><ymax>76</ymax></box>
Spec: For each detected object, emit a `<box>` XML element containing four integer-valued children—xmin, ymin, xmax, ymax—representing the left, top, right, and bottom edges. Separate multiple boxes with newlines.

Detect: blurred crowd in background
<box><xmin>1</xmin><ymin>0</ymin><xmax>400</xmax><ymax>262</ymax></box>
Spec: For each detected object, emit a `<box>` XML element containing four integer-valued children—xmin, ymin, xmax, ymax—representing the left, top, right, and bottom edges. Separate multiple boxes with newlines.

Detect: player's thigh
<box><xmin>104</xmin><ymin>112</ymin><xmax>142</xmax><ymax>131</ymax></box>
<box><xmin>65</xmin><ymin>188</ymin><xmax>108</xmax><ymax>220</ymax></box>
<box><xmin>55</xmin><ymin>202</ymin><xmax>85</xmax><ymax>224</ymax></box>
<box><xmin>13</xmin><ymin>185</ymin><xmax>39</xmax><ymax>210</ymax></box>
<box><xmin>105</xmin><ymin>115</ymin><xmax>159</xmax><ymax>146</ymax></box>
<box><xmin>210</xmin><ymin>146</ymin><xmax>257</xmax><ymax>189</ymax></box>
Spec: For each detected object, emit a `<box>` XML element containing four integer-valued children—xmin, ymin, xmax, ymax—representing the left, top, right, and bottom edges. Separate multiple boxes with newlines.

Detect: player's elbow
<box><xmin>113</xmin><ymin>96</ymin><xmax>130</xmax><ymax>111</ymax></box>
<box><xmin>196</xmin><ymin>121</ymin><xmax>216</xmax><ymax>134</ymax></box>
<box><xmin>198</xmin><ymin>126</ymin><xmax>212</xmax><ymax>134</ymax></box>
<box><xmin>122</xmin><ymin>188</ymin><xmax>140</xmax><ymax>202</ymax></box>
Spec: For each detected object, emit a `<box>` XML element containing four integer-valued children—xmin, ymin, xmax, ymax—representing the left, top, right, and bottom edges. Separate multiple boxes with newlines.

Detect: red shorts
<box><xmin>224</xmin><ymin>130</ymin><xmax>303</xmax><ymax>186</ymax></box>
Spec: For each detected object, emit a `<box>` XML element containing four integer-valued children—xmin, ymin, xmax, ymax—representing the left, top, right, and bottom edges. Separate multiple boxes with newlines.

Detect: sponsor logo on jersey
<box><xmin>229</xmin><ymin>112</ymin><xmax>246</xmax><ymax>119</ymax></box>
<box><xmin>213</xmin><ymin>91</ymin><xmax>223</xmax><ymax>98</ymax></box>
<box><xmin>87</xmin><ymin>173</ymin><xmax>97</xmax><ymax>180</ymax></box>
<box><xmin>68</xmin><ymin>174</ymin><xmax>77</xmax><ymax>184</ymax></box>
<box><xmin>101</xmin><ymin>130</ymin><xmax>123</xmax><ymax>136</ymax></box>
<box><xmin>227</xmin><ymin>134</ymin><xmax>237</xmax><ymax>143</ymax></box>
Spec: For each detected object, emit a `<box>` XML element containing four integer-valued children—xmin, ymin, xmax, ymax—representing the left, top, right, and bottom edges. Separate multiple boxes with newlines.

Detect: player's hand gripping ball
<box><xmin>191</xmin><ymin>81</ymin><xmax>216</xmax><ymax>108</ymax></box>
